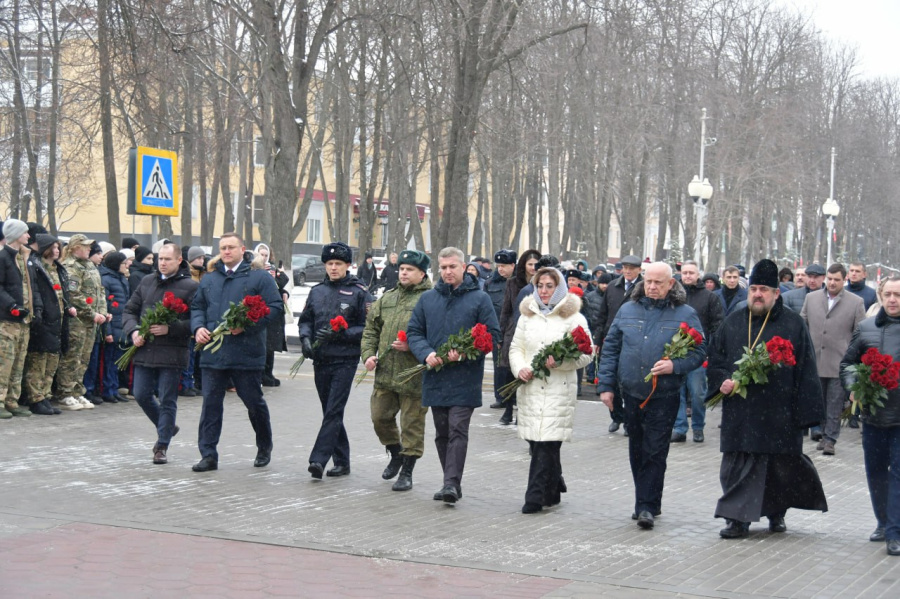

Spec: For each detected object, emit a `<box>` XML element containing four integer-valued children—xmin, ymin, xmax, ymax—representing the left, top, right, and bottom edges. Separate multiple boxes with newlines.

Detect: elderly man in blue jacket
<box><xmin>190</xmin><ymin>232</ymin><xmax>283</xmax><ymax>472</ymax></box>
<box><xmin>598</xmin><ymin>262</ymin><xmax>706</xmax><ymax>530</ymax></box>
<box><xmin>407</xmin><ymin>247</ymin><xmax>500</xmax><ymax>504</ymax></box>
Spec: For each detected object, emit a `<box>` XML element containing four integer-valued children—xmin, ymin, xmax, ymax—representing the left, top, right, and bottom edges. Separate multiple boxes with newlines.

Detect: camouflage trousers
<box><xmin>370</xmin><ymin>386</ymin><xmax>429</xmax><ymax>458</ymax></box>
<box><xmin>56</xmin><ymin>320</ymin><xmax>96</xmax><ymax>397</ymax></box>
<box><xmin>0</xmin><ymin>320</ymin><xmax>30</xmax><ymax>409</ymax></box>
<box><xmin>23</xmin><ymin>352</ymin><xmax>61</xmax><ymax>405</ymax></box>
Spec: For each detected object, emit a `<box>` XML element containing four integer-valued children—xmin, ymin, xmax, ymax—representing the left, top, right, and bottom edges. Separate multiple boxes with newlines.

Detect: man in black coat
<box><xmin>781</xmin><ymin>263</ymin><xmax>825</xmax><ymax>312</ymax></box>
<box><xmin>672</xmin><ymin>261</ymin><xmax>724</xmax><ymax>443</ymax></box>
<box><xmin>596</xmin><ymin>254</ymin><xmax>643</xmax><ymax>432</ymax></box>
<box><xmin>485</xmin><ymin>249</ymin><xmax>515</xmax><ymax>420</ymax></box>
<box><xmin>124</xmin><ymin>243</ymin><xmax>199</xmax><ymax>464</ymax></box>
<box><xmin>706</xmin><ymin>259</ymin><xmax>827</xmax><ymax>539</ymax></box>
<box><xmin>379</xmin><ymin>252</ymin><xmax>400</xmax><ymax>292</ymax></box>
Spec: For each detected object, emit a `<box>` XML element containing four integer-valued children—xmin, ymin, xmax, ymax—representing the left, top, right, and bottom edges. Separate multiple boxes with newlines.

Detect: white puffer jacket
<box><xmin>509</xmin><ymin>293</ymin><xmax>592</xmax><ymax>442</ymax></box>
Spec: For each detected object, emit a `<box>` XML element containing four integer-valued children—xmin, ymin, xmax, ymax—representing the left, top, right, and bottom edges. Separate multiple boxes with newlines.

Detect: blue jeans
<box><xmin>198</xmin><ymin>368</ymin><xmax>272</xmax><ymax>461</ymax></box>
<box><xmin>862</xmin><ymin>422</ymin><xmax>900</xmax><ymax>541</ymax></box>
<box><xmin>134</xmin><ymin>366</ymin><xmax>180</xmax><ymax>447</ymax></box>
<box><xmin>83</xmin><ymin>340</ymin><xmax>101</xmax><ymax>395</ymax></box>
<box><xmin>102</xmin><ymin>343</ymin><xmax>123</xmax><ymax>398</ymax></box>
<box><xmin>674</xmin><ymin>367</ymin><xmax>707</xmax><ymax>435</ymax></box>
<box><xmin>181</xmin><ymin>339</ymin><xmax>196</xmax><ymax>390</ymax></box>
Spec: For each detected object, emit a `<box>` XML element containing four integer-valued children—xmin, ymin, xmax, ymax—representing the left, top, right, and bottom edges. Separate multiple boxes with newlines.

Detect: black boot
<box><xmin>392</xmin><ymin>456</ymin><xmax>417</xmax><ymax>491</ymax></box>
<box><xmin>382</xmin><ymin>444</ymin><xmax>404</xmax><ymax>480</ymax></box>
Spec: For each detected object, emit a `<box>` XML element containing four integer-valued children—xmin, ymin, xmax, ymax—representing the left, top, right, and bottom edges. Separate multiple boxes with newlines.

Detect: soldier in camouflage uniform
<box><xmin>360</xmin><ymin>250</ymin><xmax>433</xmax><ymax>491</ymax></box>
<box><xmin>0</xmin><ymin>219</ymin><xmax>42</xmax><ymax>418</ymax></box>
<box><xmin>56</xmin><ymin>234</ymin><xmax>108</xmax><ymax>410</ymax></box>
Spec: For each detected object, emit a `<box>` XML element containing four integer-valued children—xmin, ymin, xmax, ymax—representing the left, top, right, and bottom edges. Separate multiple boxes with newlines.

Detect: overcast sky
<box><xmin>782</xmin><ymin>0</ymin><xmax>900</xmax><ymax>79</ymax></box>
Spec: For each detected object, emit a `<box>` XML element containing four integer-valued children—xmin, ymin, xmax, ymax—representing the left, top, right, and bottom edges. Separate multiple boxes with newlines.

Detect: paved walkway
<box><xmin>0</xmin><ymin>353</ymin><xmax>897</xmax><ymax>597</ymax></box>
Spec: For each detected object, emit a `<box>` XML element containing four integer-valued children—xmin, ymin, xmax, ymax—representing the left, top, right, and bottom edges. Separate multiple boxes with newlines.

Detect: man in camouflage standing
<box><xmin>0</xmin><ymin>219</ymin><xmax>42</xmax><ymax>419</ymax></box>
<box><xmin>56</xmin><ymin>234</ymin><xmax>109</xmax><ymax>410</ymax></box>
<box><xmin>361</xmin><ymin>250</ymin><xmax>433</xmax><ymax>491</ymax></box>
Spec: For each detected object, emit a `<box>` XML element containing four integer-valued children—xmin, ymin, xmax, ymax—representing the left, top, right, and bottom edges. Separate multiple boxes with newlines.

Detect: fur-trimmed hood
<box><xmin>519</xmin><ymin>292</ymin><xmax>582</xmax><ymax>319</ymax></box>
<box><xmin>207</xmin><ymin>250</ymin><xmax>264</xmax><ymax>273</ymax></box>
<box><xmin>629</xmin><ymin>279</ymin><xmax>687</xmax><ymax>307</ymax></box>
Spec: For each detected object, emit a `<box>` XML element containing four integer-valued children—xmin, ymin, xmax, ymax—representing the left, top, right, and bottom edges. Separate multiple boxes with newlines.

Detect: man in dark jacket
<box><xmin>598</xmin><ymin>262</ymin><xmax>706</xmax><ymax>530</ymax></box>
<box><xmin>672</xmin><ymin>261</ymin><xmax>724</xmax><ymax>443</ymax></box>
<box><xmin>596</xmin><ymin>254</ymin><xmax>643</xmax><ymax>432</ymax></box>
<box><xmin>0</xmin><ymin>219</ymin><xmax>42</xmax><ymax>418</ymax></box>
<box><xmin>356</xmin><ymin>252</ymin><xmax>378</xmax><ymax>291</ymax></box>
<box><xmin>485</xmin><ymin>249</ymin><xmax>515</xmax><ymax>419</ymax></box>
<box><xmin>191</xmin><ymin>233</ymin><xmax>283</xmax><ymax>472</ymax></box>
<box><xmin>299</xmin><ymin>241</ymin><xmax>373</xmax><ymax>479</ymax></box>
<box><xmin>706</xmin><ymin>259</ymin><xmax>827</xmax><ymax>539</ymax></box>
<box><xmin>715</xmin><ymin>266</ymin><xmax>748</xmax><ymax>317</ymax></box>
<box><xmin>379</xmin><ymin>252</ymin><xmax>400</xmax><ymax>292</ymax></box>
<box><xmin>846</xmin><ymin>262</ymin><xmax>877</xmax><ymax>311</ymax></box>
<box><xmin>124</xmin><ymin>243</ymin><xmax>199</xmax><ymax>464</ymax></box>
<box><xmin>841</xmin><ymin>275</ymin><xmax>900</xmax><ymax>556</ymax></box>
<box><xmin>782</xmin><ymin>263</ymin><xmax>825</xmax><ymax>312</ymax></box>
<box><xmin>407</xmin><ymin>247</ymin><xmax>500</xmax><ymax>504</ymax></box>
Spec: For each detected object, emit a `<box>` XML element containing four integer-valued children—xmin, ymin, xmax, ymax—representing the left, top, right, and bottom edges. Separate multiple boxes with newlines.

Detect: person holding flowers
<box><xmin>840</xmin><ymin>274</ymin><xmax>900</xmax><ymax>556</ymax></box>
<box><xmin>190</xmin><ymin>233</ymin><xmax>283</xmax><ymax>472</ymax></box>
<box><xmin>360</xmin><ymin>250</ymin><xmax>433</xmax><ymax>491</ymax></box>
<box><xmin>597</xmin><ymin>262</ymin><xmax>706</xmax><ymax>530</ymax></box>
<box><xmin>299</xmin><ymin>241</ymin><xmax>373</xmax><ymax>480</ymax></box>
<box><xmin>508</xmin><ymin>267</ymin><xmax>592</xmax><ymax>513</ymax></box>
<box><xmin>122</xmin><ymin>243</ymin><xmax>198</xmax><ymax>464</ymax></box>
<box><xmin>406</xmin><ymin>247</ymin><xmax>500</xmax><ymax>504</ymax></box>
<box><xmin>706</xmin><ymin>259</ymin><xmax>826</xmax><ymax>539</ymax></box>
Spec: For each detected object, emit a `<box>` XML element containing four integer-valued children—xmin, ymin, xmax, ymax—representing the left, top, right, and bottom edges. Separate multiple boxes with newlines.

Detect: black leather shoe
<box><xmin>693</xmin><ymin>430</ymin><xmax>705</xmax><ymax>443</ymax></box>
<box><xmin>254</xmin><ymin>449</ymin><xmax>271</xmax><ymax>468</ymax></box>
<box><xmin>671</xmin><ymin>432</ymin><xmax>687</xmax><ymax>442</ymax></box>
<box><xmin>434</xmin><ymin>487</ymin><xmax>462</xmax><ymax>501</ymax></box>
<box><xmin>308</xmin><ymin>462</ymin><xmax>324</xmax><ymax>479</ymax></box>
<box><xmin>608</xmin><ymin>421</ymin><xmax>620</xmax><ymax>433</ymax></box>
<box><xmin>870</xmin><ymin>527</ymin><xmax>886</xmax><ymax>542</ymax></box>
<box><xmin>179</xmin><ymin>387</ymin><xmax>198</xmax><ymax>397</ymax></box>
<box><xmin>637</xmin><ymin>511</ymin><xmax>654</xmax><ymax>529</ymax></box>
<box><xmin>768</xmin><ymin>516</ymin><xmax>787</xmax><ymax>533</ymax></box>
<box><xmin>192</xmin><ymin>457</ymin><xmax>218</xmax><ymax>472</ymax></box>
<box><xmin>720</xmin><ymin>520</ymin><xmax>750</xmax><ymax>539</ymax></box>
<box><xmin>114</xmin><ymin>393</ymin><xmax>130</xmax><ymax>402</ymax></box>
<box><xmin>631</xmin><ymin>510</ymin><xmax>661</xmax><ymax>520</ymax></box>
<box><xmin>102</xmin><ymin>396</ymin><xmax>119</xmax><ymax>404</ymax></box>
<box><xmin>29</xmin><ymin>401</ymin><xmax>55</xmax><ymax>415</ymax></box>
<box><xmin>888</xmin><ymin>539</ymin><xmax>900</xmax><ymax>556</ymax></box>
<box><xmin>848</xmin><ymin>415</ymin><xmax>860</xmax><ymax>429</ymax></box>
<box><xmin>441</xmin><ymin>485</ymin><xmax>459</xmax><ymax>504</ymax></box>
<box><xmin>261</xmin><ymin>376</ymin><xmax>281</xmax><ymax>387</ymax></box>
<box><xmin>810</xmin><ymin>431</ymin><xmax>823</xmax><ymax>442</ymax></box>
<box><xmin>522</xmin><ymin>502</ymin><xmax>542</xmax><ymax>514</ymax></box>
<box><xmin>326</xmin><ymin>464</ymin><xmax>350</xmax><ymax>477</ymax></box>
<box><xmin>44</xmin><ymin>400</ymin><xmax>61</xmax><ymax>414</ymax></box>
<box><xmin>489</xmin><ymin>402</ymin><xmax>503</xmax><ymax>409</ymax></box>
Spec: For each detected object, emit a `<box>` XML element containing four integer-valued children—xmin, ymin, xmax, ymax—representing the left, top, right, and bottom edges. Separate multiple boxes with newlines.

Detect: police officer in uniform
<box><xmin>57</xmin><ymin>234</ymin><xmax>109</xmax><ymax>410</ymax></box>
<box><xmin>485</xmin><ymin>249</ymin><xmax>516</xmax><ymax>417</ymax></box>
<box><xmin>300</xmin><ymin>242</ymin><xmax>373</xmax><ymax>479</ymax></box>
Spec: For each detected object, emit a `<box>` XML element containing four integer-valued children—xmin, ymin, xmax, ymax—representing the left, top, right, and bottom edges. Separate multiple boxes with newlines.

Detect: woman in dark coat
<box><xmin>99</xmin><ymin>252</ymin><xmax>131</xmax><ymax>402</ymax></box>
<box><xmin>255</xmin><ymin>244</ymin><xmax>290</xmax><ymax>387</ymax></box>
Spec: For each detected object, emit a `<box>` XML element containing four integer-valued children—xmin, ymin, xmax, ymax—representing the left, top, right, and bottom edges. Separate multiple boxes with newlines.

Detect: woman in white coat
<box><xmin>509</xmin><ymin>267</ymin><xmax>592</xmax><ymax>513</ymax></box>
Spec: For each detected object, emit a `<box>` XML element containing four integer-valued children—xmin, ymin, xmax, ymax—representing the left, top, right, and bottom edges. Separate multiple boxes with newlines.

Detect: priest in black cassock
<box><xmin>706</xmin><ymin>259</ymin><xmax>828</xmax><ymax>538</ymax></box>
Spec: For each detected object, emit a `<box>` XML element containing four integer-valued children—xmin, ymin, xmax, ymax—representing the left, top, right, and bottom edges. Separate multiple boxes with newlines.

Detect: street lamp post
<box><xmin>688</xmin><ymin>108</ymin><xmax>714</xmax><ymax>266</ymax></box>
<box><xmin>823</xmin><ymin>147</ymin><xmax>839</xmax><ymax>266</ymax></box>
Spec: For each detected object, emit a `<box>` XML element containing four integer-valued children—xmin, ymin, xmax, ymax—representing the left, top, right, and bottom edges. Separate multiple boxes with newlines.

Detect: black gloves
<box><xmin>301</xmin><ymin>337</ymin><xmax>314</xmax><ymax>359</ymax></box>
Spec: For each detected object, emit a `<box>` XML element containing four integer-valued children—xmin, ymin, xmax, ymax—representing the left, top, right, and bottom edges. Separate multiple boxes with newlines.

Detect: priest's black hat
<box><xmin>749</xmin><ymin>259</ymin><xmax>779</xmax><ymax>288</ymax></box>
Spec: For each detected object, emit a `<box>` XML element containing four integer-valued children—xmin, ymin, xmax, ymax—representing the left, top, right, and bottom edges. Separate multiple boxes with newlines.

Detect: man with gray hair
<box><xmin>406</xmin><ymin>247</ymin><xmax>500</xmax><ymax>503</ymax></box>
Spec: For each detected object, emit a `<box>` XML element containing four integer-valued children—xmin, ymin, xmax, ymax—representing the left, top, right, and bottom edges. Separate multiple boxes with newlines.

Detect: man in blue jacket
<box><xmin>598</xmin><ymin>262</ymin><xmax>706</xmax><ymax>530</ymax></box>
<box><xmin>407</xmin><ymin>247</ymin><xmax>500</xmax><ymax>504</ymax></box>
<box><xmin>716</xmin><ymin>266</ymin><xmax>748</xmax><ymax>317</ymax></box>
<box><xmin>299</xmin><ymin>241</ymin><xmax>373</xmax><ymax>479</ymax></box>
<box><xmin>191</xmin><ymin>232</ymin><xmax>283</xmax><ymax>472</ymax></box>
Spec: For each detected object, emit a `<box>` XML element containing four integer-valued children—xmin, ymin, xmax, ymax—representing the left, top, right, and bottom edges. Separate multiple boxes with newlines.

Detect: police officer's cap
<box><xmin>398</xmin><ymin>250</ymin><xmax>430</xmax><ymax>273</ymax></box>
<box><xmin>322</xmin><ymin>241</ymin><xmax>352</xmax><ymax>264</ymax></box>
<box><xmin>493</xmin><ymin>249</ymin><xmax>517</xmax><ymax>265</ymax></box>
<box><xmin>564</xmin><ymin>269</ymin><xmax>583</xmax><ymax>281</ymax></box>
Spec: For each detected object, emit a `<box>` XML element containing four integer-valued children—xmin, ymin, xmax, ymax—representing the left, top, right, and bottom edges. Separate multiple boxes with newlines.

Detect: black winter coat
<box><xmin>706</xmin><ymin>297</ymin><xmax>823</xmax><ymax>454</ymax></box>
<box><xmin>123</xmin><ymin>263</ymin><xmax>199</xmax><ymax>370</ymax></box>
<box><xmin>498</xmin><ymin>249</ymin><xmax>542</xmax><ymax>367</ymax></box>
<box><xmin>100</xmin><ymin>265</ymin><xmax>131</xmax><ymax>341</ymax></box>
<box><xmin>356</xmin><ymin>261</ymin><xmax>378</xmax><ymax>290</ymax></box>
<box><xmin>379</xmin><ymin>263</ymin><xmax>400</xmax><ymax>292</ymax></box>
<box><xmin>129</xmin><ymin>262</ymin><xmax>155</xmax><ymax>296</ymax></box>
<box><xmin>582</xmin><ymin>287</ymin><xmax>603</xmax><ymax>337</ymax></box>
<box><xmin>716</xmin><ymin>285</ymin><xmax>748</xmax><ymax>317</ymax></box>
<box><xmin>0</xmin><ymin>246</ymin><xmax>42</xmax><ymax>324</ymax></box>
<box><xmin>28</xmin><ymin>258</ymin><xmax>71</xmax><ymax>354</ymax></box>
<box><xmin>298</xmin><ymin>273</ymin><xmax>372</xmax><ymax>363</ymax></box>
<box><xmin>684</xmin><ymin>282</ymin><xmax>724</xmax><ymax>338</ymax></box>
<box><xmin>262</xmin><ymin>263</ymin><xmax>289</xmax><ymax>353</ymax></box>
<box><xmin>596</xmin><ymin>274</ymin><xmax>641</xmax><ymax>343</ymax></box>
<box><xmin>841</xmin><ymin>309</ymin><xmax>900</xmax><ymax>428</ymax></box>
<box><xmin>483</xmin><ymin>270</ymin><xmax>508</xmax><ymax>321</ymax></box>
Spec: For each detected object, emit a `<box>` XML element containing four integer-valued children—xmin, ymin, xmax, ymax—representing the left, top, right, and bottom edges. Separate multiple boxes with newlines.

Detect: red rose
<box><xmin>397</xmin><ymin>330</ymin><xmax>407</xmax><ymax>342</ymax></box>
<box><xmin>679</xmin><ymin>322</ymin><xmax>689</xmax><ymax>331</ymax></box>
<box><xmin>10</xmin><ymin>308</ymin><xmax>20</xmax><ymax>317</ymax></box>
<box><xmin>568</xmin><ymin>286</ymin><xmax>584</xmax><ymax>297</ymax></box>
<box><xmin>689</xmin><ymin>329</ymin><xmax>703</xmax><ymax>345</ymax></box>
<box><xmin>112</xmin><ymin>302</ymin><xmax>119</xmax><ymax>308</ymax></box>
<box><xmin>702</xmin><ymin>360</ymin><xmax>708</xmax><ymax>368</ymax></box>
<box><xmin>53</xmin><ymin>284</ymin><xmax>61</xmax><ymax>291</ymax></box>
<box><xmin>330</xmin><ymin>315</ymin><xmax>349</xmax><ymax>332</ymax></box>
<box><xmin>593</xmin><ymin>377</ymin><xmax>599</xmax><ymax>384</ymax></box>
<box><xmin>86</xmin><ymin>297</ymin><xmax>93</xmax><ymax>305</ymax></box>
<box><xmin>108</xmin><ymin>295</ymin><xmax>114</xmax><ymax>300</ymax></box>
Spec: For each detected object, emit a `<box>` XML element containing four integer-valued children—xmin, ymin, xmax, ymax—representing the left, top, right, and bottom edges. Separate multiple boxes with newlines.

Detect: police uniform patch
<box><xmin>340</xmin><ymin>303</ymin><xmax>349</xmax><ymax>311</ymax></box>
<box><xmin>339</xmin><ymin>290</ymin><xmax>353</xmax><ymax>295</ymax></box>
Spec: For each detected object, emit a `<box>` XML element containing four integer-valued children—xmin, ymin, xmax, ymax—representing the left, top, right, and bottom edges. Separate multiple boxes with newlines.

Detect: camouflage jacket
<box><xmin>61</xmin><ymin>256</ymin><xmax>107</xmax><ymax>324</ymax></box>
<box><xmin>360</xmin><ymin>277</ymin><xmax>433</xmax><ymax>396</ymax></box>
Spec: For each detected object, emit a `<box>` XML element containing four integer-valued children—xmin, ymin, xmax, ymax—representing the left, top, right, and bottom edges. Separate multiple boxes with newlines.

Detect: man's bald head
<box><xmin>643</xmin><ymin>262</ymin><xmax>675</xmax><ymax>299</ymax></box>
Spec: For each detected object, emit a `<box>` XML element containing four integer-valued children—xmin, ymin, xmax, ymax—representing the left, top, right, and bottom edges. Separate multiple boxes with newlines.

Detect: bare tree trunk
<box><xmin>98</xmin><ymin>0</ymin><xmax>121</xmax><ymax>246</ymax></box>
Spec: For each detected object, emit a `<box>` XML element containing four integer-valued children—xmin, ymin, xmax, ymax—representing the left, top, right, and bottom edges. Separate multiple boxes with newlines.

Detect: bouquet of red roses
<box><xmin>639</xmin><ymin>322</ymin><xmax>703</xmax><ymax>408</ymax></box>
<box><xmin>498</xmin><ymin>325</ymin><xmax>592</xmax><ymax>401</ymax></box>
<box><xmin>707</xmin><ymin>336</ymin><xmax>796</xmax><ymax>408</ymax></box>
<box><xmin>202</xmin><ymin>295</ymin><xmax>270</xmax><ymax>353</ymax></box>
<box><xmin>290</xmin><ymin>315</ymin><xmax>349</xmax><ymax>376</ymax></box>
<box><xmin>842</xmin><ymin>347</ymin><xmax>900</xmax><ymax>421</ymax></box>
<box><xmin>354</xmin><ymin>330</ymin><xmax>407</xmax><ymax>386</ymax></box>
<box><xmin>396</xmin><ymin>324</ymin><xmax>493</xmax><ymax>384</ymax></box>
<box><xmin>115</xmin><ymin>292</ymin><xmax>190</xmax><ymax>369</ymax></box>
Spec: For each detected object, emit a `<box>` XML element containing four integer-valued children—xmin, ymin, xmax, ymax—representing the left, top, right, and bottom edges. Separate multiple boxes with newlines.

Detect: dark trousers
<box><xmin>134</xmin><ymin>366</ymin><xmax>180</xmax><ymax>447</ymax></box>
<box><xmin>180</xmin><ymin>339</ymin><xmax>196</xmax><ymax>390</ymax></box>
<box><xmin>598</xmin><ymin>379</ymin><xmax>625</xmax><ymax>423</ymax></box>
<box><xmin>493</xmin><ymin>363</ymin><xmax>515</xmax><ymax>403</ymax></box>
<box><xmin>624</xmin><ymin>392</ymin><xmax>680</xmax><ymax>515</ymax></box>
<box><xmin>309</xmin><ymin>362</ymin><xmax>356</xmax><ymax>467</ymax></box>
<box><xmin>432</xmin><ymin>406</ymin><xmax>475</xmax><ymax>490</ymax></box>
<box><xmin>264</xmin><ymin>350</ymin><xmax>276</xmax><ymax>380</ymax></box>
<box><xmin>525</xmin><ymin>441</ymin><xmax>563</xmax><ymax>507</ymax></box>
<box><xmin>83</xmin><ymin>340</ymin><xmax>101</xmax><ymax>395</ymax></box>
<box><xmin>862</xmin><ymin>423</ymin><xmax>900</xmax><ymax>541</ymax></box>
<box><xmin>101</xmin><ymin>343</ymin><xmax>122</xmax><ymax>398</ymax></box>
<box><xmin>198</xmin><ymin>368</ymin><xmax>272</xmax><ymax>461</ymax></box>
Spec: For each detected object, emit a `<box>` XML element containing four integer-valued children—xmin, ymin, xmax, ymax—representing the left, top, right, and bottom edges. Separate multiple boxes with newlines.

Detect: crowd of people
<box><xmin>1</xmin><ymin>220</ymin><xmax>897</xmax><ymax>557</ymax></box>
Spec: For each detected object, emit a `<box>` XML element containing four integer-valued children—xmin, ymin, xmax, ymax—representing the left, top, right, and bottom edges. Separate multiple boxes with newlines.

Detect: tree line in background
<box><xmin>1</xmin><ymin>0</ymin><xmax>898</xmax><ymax>272</ymax></box>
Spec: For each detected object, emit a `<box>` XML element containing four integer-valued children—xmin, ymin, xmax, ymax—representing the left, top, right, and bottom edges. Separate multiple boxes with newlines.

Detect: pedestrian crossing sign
<box><xmin>128</xmin><ymin>146</ymin><xmax>179</xmax><ymax>216</ymax></box>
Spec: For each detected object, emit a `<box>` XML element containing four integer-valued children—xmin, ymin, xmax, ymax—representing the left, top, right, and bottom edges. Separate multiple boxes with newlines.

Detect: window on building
<box><xmin>21</xmin><ymin>55</ymin><xmax>51</xmax><ymax>86</ymax></box>
<box><xmin>252</xmin><ymin>195</ymin><xmax>265</xmax><ymax>224</ymax></box>
<box><xmin>307</xmin><ymin>218</ymin><xmax>321</xmax><ymax>243</ymax></box>
<box><xmin>254</xmin><ymin>137</ymin><xmax>266</xmax><ymax>167</ymax></box>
